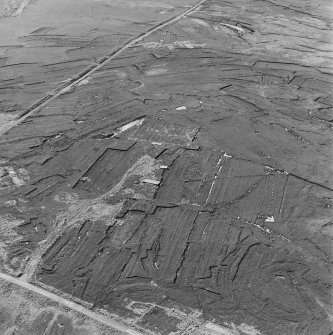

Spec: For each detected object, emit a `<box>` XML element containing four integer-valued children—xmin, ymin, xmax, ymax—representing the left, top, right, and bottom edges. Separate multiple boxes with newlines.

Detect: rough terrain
<box><xmin>0</xmin><ymin>0</ymin><xmax>332</xmax><ymax>334</ymax></box>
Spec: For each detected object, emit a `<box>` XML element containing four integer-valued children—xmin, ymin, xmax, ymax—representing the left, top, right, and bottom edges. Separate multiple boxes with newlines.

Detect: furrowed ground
<box><xmin>0</xmin><ymin>0</ymin><xmax>332</xmax><ymax>334</ymax></box>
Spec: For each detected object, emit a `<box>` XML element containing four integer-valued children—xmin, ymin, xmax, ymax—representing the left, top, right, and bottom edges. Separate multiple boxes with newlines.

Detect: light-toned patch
<box><xmin>219</xmin><ymin>23</ymin><xmax>245</xmax><ymax>34</ymax></box>
<box><xmin>205</xmin><ymin>322</ymin><xmax>236</xmax><ymax>334</ymax></box>
<box><xmin>93</xmin><ymin>0</ymin><xmax>173</xmax><ymax>9</ymax></box>
<box><xmin>76</xmin><ymin>77</ymin><xmax>91</xmax><ymax>86</ymax></box>
<box><xmin>224</xmin><ymin>322</ymin><xmax>262</xmax><ymax>335</ymax></box>
<box><xmin>113</xmin><ymin>118</ymin><xmax>145</xmax><ymax>136</ymax></box>
<box><xmin>0</xmin><ymin>166</ymin><xmax>30</xmax><ymax>189</ymax></box>
<box><xmin>0</xmin><ymin>288</ymin><xmax>101</xmax><ymax>335</ymax></box>
<box><xmin>125</xmin><ymin>301</ymin><xmax>151</xmax><ymax>316</ymax></box>
<box><xmin>138</xmin><ymin>41</ymin><xmax>163</xmax><ymax>49</ymax></box>
<box><xmin>0</xmin><ymin>0</ymin><xmax>31</xmax><ymax>17</ymax></box>
<box><xmin>174</xmin><ymin>40</ymin><xmax>206</xmax><ymax>49</ymax></box>
<box><xmin>0</xmin><ymin>114</ymin><xmax>17</xmax><ymax>136</ymax></box>
<box><xmin>265</xmin><ymin>216</ymin><xmax>275</xmax><ymax>223</ymax></box>
<box><xmin>142</xmin><ymin>178</ymin><xmax>160</xmax><ymax>185</ymax></box>
<box><xmin>12</xmin><ymin>0</ymin><xmax>30</xmax><ymax>15</ymax></box>
<box><xmin>23</xmin><ymin>155</ymin><xmax>161</xmax><ymax>280</ymax></box>
<box><xmin>191</xmin><ymin>18</ymin><xmax>210</xmax><ymax>27</ymax></box>
<box><xmin>204</xmin><ymin>322</ymin><xmax>262</xmax><ymax>335</ymax></box>
<box><xmin>114</xmin><ymin>70</ymin><xmax>128</xmax><ymax>80</ymax></box>
<box><xmin>144</xmin><ymin>67</ymin><xmax>169</xmax><ymax>76</ymax></box>
<box><xmin>55</xmin><ymin>155</ymin><xmax>160</xmax><ymax>225</ymax></box>
<box><xmin>140</xmin><ymin>40</ymin><xmax>206</xmax><ymax>50</ymax></box>
<box><xmin>0</xmin><ymin>214</ymin><xmax>25</xmax><ymax>275</ymax></box>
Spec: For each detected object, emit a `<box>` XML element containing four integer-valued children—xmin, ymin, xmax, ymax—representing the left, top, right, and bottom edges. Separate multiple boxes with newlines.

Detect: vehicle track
<box><xmin>0</xmin><ymin>272</ymin><xmax>144</xmax><ymax>335</ymax></box>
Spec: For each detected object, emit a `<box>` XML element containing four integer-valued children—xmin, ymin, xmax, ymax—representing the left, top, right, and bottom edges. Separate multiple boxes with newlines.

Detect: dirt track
<box><xmin>0</xmin><ymin>0</ymin><xmax>207</xmax><ymax>134</ymax></box>
<box><xmin>0</xmin><ymin>0</ymin><xmax>332</xmax><ymax>334</ymax></box>
<box><xmin>0</xmin><ymin>272</ymin><xmax>143</xmax><ymax>334</ymax></box>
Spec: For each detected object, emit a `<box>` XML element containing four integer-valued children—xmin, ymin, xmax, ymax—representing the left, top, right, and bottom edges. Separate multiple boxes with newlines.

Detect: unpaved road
<box><xmin>0</xmin><ymin>0</ymin><xmax>198</xmax><ymax>118</ymax></box>
<box><xmin>0</xmin><ymin>0</ymin><xmax>207</xmax><ymax>135</ymax></box>
<box><xmin>0</xmin><ymin>272</ymin><xmax>143</xmax><ymax>335</ymax></box>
